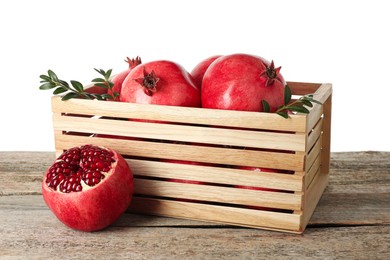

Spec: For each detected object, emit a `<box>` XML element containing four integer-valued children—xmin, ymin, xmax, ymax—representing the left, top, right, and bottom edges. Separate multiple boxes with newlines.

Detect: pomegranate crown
<box><xmin>125</xmin><ymin>56</ymin><xmax>142</xmax><ymax>69</ymax></box>
<box><xmin>259</xmin><ymin>60</ymin><xmax>282</xmax><ymax>87</ymax></box>
<box><xmin>133</xmin><ymin>67</ymin><xmax>160</xmax><ymax>96</ymax></box>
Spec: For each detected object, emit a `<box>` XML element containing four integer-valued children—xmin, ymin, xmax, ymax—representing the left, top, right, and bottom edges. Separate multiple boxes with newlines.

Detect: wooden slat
<box><xmin>51</xmin><ymin>96</ymin><xmax>308</xmax><ymax>132</ymax></box>
<box><xmin>307</xmin><ymin>117</ymin><xmax>323</xmax><ymax>152</ymax></box>
<box><xmin>52</xmin><ymin>113</ymin><xmax>306</xmax><ymax>151</ymax></box>
<box><xmin>288</xmin><ymin>82</ymin><xmax>322</xmax><ymax>95</ymax></box>
<box><xmin>129</xmin><ymin>197</ymin><xmax>302</xmax><ymax>232</ymax></box>
<box><xmin>305</xmin><ymin>135</ymin><xmax>322</xmax><ymax>172</ymax></box>
<box><xmin>321</xmin><ymin>93</ymin><xmax>332</xmax><ymax>174</ymax></box>
<box><xmin>301</xmin><ymin>170</ymin><xmax>329</xmax><ymax>230</ymax></box>
<box><xmin>128</xmin><ymin>159</ymin><xmax>303</xmax><ymax>191</ymax></box>
<box><xmin>133</xmin><ymin>179</ymin><xmax>302</xmax><ymax>210</ymax></box>
<box><xmin>304</xmin><ymin>154</ymin><xmax>321</xmax><ymax>190</ymax></box>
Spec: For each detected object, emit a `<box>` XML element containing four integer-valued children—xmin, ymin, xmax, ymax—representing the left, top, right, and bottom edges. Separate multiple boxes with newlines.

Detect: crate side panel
<box><xmin>301</xmin><ymin>168</ymin><xmax>329</xmax><ymax>230</ymax></box>
<box><xmin>128</xmin><ymin>197</ymin><xmax>302</xmax><ymax>232</ymax></box>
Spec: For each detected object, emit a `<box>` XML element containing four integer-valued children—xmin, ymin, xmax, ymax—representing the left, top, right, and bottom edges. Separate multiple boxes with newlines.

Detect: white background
<box><xmin>0</xmin><ymin>0</ymin><xmax>389</xmax><ymax>152</ymax></box>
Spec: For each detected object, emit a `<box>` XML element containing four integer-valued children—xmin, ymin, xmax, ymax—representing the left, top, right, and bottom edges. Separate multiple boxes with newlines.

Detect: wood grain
<box><xmin>1</xmin><ymin>151</ymin><xmax>389</xmax><ymax>259</ymax></box>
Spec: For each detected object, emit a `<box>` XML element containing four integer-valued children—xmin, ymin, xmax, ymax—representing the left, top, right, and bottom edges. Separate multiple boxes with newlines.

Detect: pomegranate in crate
<box><xmin>202</xmin><ymin>53</ymin><xmax>286</xmax><ymax>112</ymax></box>
<box><xmin>120</xmin><ymin>60</ymin><xmax>201</xmax><ymax>107</ymax></box>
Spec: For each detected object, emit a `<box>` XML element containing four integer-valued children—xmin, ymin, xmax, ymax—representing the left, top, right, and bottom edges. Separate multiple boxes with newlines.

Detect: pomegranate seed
<box><xmin>44</xmin><ymin>145</ymin><xmax>114</xmax><ymax>193</ymax></box>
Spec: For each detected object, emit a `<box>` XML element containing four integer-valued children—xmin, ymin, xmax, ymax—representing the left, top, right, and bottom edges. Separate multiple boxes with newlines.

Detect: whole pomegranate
<box><xmin>190</xmin><ymin>55</ymin><xmax>222</xmax><ymax>88</ymax></box>
<box><xmin>120</xmin><ymin>60</ymin><xmax>200</xmax><ymax>107</ymax></box>
<box><xmin>201</xmin><ymin>53</ymin><xmax>286</xmax><ymax>112</ymax></box>
<box><xmin>42</xmin><ymin>144</ymin><xmax>133</xmax><ymax>232</ymax></box>
<box><xmin>107</xmin><ymin>56</ymin><xmax>142</xmax><ymax>99</ymax></box>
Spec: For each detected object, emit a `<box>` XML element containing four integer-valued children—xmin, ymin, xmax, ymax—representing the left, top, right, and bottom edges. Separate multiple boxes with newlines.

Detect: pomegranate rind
<box><xmin>42</xmin><ymin>146</ymin><xmax>133</xmax><ymax>232</ymax></box>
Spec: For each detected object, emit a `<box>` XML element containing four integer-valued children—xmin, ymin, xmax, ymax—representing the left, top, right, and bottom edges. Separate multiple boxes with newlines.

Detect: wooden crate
<box><xmin>51</xmin><ymin>82</ymin><xmax>332</xmax><ymax>233</ymax></box>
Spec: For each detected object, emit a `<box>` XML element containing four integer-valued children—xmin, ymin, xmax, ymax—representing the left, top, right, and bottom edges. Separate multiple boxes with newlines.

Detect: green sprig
<box><xmin>262</xmin><ymin>85</ymin><xmax>321</xmax><ymax>119</ymax></box>
<box><xmin>39</xmin><ymin>69</ymin><xmax>118</xmax><ymax>101</ymax></box>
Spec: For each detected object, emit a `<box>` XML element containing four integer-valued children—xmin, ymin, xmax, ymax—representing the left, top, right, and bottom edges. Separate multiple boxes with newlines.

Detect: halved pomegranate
<box><xmin>42</xmin><ymin>144</ymin><xmax>133</xmax><ymax>232</ymax></box>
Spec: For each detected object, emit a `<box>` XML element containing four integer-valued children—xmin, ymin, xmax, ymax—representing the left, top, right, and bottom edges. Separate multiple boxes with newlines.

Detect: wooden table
<box><xmin>1</xmin><ymin>151</ymin><xmax>389</xmax><ymax>259</ymax></box>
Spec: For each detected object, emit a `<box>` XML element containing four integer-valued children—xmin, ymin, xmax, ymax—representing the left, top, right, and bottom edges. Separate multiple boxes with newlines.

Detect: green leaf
<box><xmin>300</xmin><ymin>99</ymin><xmax>313</xmax><ymax>107</ymax></box>
<box><xmin>40</xmin><ymin>75</ymin><xmax>51</xmax><ymax>81</ymax></box>
<box><xmin>262</xmin><ymin>99</ymin><xmax>270</xmax><ymax>112</ymax></box>
<box><xmin>105</xmin><ymin>69</ymin><xmax>112</xmax><ymax>79</ymax></box>
<box><xmin>70</xmin><ymin>80</ymin><xmax>84</xmax><ymax>93</ymax></box>
<box><xmin>276</xmin><ymin>111</ymin><xmax>289</xmax><ymax>119</ymax></box>
<box><xmin>94</xmin><ymin>83</ymin><xmax>108</xmax><ymax>89</ymax></box>
<box><xmin>48</xmin><ymin>70</ymin><xmax>58</xmax><ymax>81</ymax></box>
<box><xmin>58</xmin><ymin>79</ymin><xmax>70</xmax><ymax>88</ymax></box>
<box><xmin>101</xmin><ymin>93</ymin><xmax>113</xmax><ymax>100</ymax></box>
<box><xmin>310</xmin><ymin>98</ymin><xmax>322</xmax><ymax>105</ymax></box>
<box><xmin>91</xmin><ymin>78</ymin><xmax>105</xmax><ymax>83</ymax></box>
<box><xmin>95</xmin><ymin>95</ymin><xmax>103</xmax><ymax>100</ymax></box>
<box><xmin>94</xmin><ymin>68</ymin><xmax>105</xmax><ymax>76</ymax></box>
<box><xmin>288</xmin><ymin>106</ymin><xmax>310</xmax><ymax>114</ymax></box>
<box><xmin>61</xmin><ymin>92</ymin><xmax>80</xmax><ymax>101</ymax></box>
<box><xmin>284</xmin><ymin>85</ymin><xmax>292</xmax><ymax>105</ymax></box>
<box><xmin>108</xmin><ymin>81</ymin><xmax>114</xmax><ymax>88</ymax></box>
<box><xmin>53</xmin><ymin>86</ymin><xmax>68</xmax><ymax>95</ymax></box>
<box><xmin>39</xmin><ymin>82</ymin><xmax>56</xmax><ymax>90</ymax></box>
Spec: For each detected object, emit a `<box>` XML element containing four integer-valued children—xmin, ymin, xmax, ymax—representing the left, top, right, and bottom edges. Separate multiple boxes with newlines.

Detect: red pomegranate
<box><xmin>107</xmin><ymin>56</ymin><xmax>142</xmax><ymax>99</ymax></box>
<box><xmin>201</xmin><ymin>53</ymin><xmax>286</xmax><ymax>112</ymax></box>
<box><xmin>190</xmin><ymin>55</ymin><xmax>222</xmax><ymax>88</ymax></box>
<box><xmin>120</xmin><ymin>60</ymin><xmax>200</xmax><ymax>107</ymax></box>
<box><xmin>42</xmin><ymin>144</ymin><xmax>133</xmax><ymax>232</ymax></box>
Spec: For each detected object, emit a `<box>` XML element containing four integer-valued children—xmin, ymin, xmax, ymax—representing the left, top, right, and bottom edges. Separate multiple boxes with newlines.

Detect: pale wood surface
<box><xmin>1</xmin><ymin>151</ymin><xmax>389</xmax><ymax>259</ymax></box>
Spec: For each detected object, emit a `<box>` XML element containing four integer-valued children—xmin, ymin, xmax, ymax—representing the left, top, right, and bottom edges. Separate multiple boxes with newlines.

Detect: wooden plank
<box><xmin>0</xmin><ymin>195</ymin><xmax>389</xmax><ymax>259</ymax></box>
<box><xmin>129</xmin><ymin>159</ymin><xmax>303</xmax><ymax>191</ymax></box>
<box><xmin>133</xmin><ymin>179</ymin><xmax>302</xmax><ymax>210</ymax></box>
<box><xmin>301</xmin><ymin>170</ymin><xmax>329</xmax><ymax>230</ymax></box>
<box><xmin>321</xmin><ymin>93</ymin><xmax>332</xmax><ymax>174</ymax></box>
<box><xmin>51</xmin><ymin>96</ymin><xmax>308</xmax><ymax>132</ymax></box>
<box><xmin>306</xmin><ymin>117</ymin><xmax>322</xmax><ymax>151</ymax></box>
<box><xmin>52</xmin><ymin>113</ymin><xmax>306</xmax><ymax>151</ymax></box>
<box><xmin>288</xmin><ymin>82</ymin><xmax>322</xmax><ymax>95</ymax></box>
<box><xmin>129</xmin><ymin>197</ymin><xmax>302</xmax><ymax>232</ymax></box>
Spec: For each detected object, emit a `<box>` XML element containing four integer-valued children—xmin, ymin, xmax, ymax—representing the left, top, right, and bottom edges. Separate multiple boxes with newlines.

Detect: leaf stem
<box><xmin>39</xmin><ymin>69</ymin><xmax>117</xmax><ymax>101</ymax></box>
